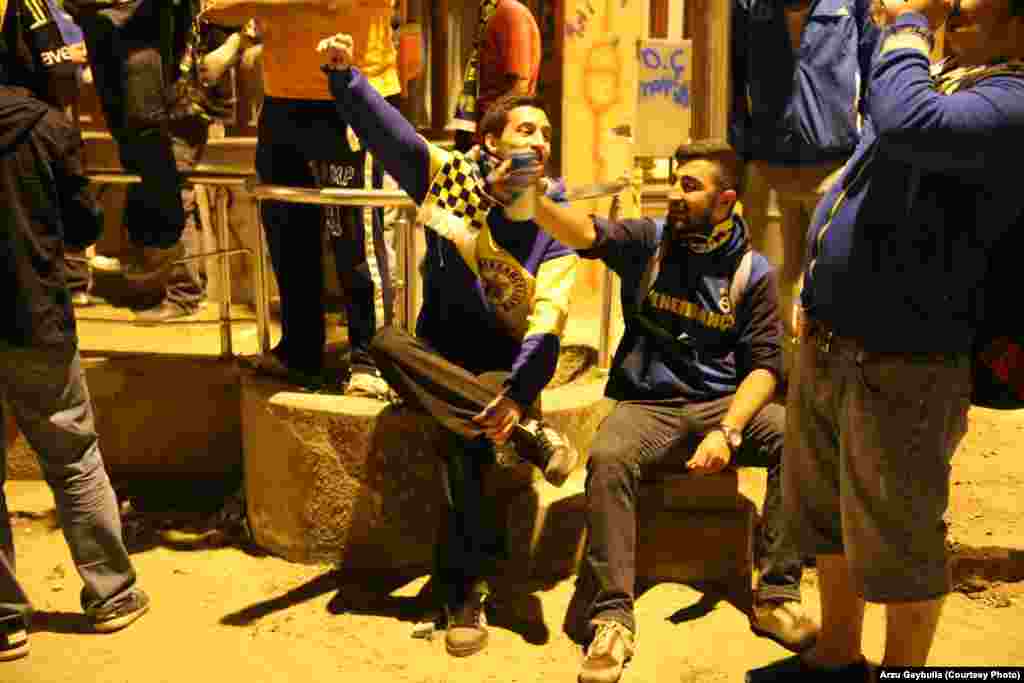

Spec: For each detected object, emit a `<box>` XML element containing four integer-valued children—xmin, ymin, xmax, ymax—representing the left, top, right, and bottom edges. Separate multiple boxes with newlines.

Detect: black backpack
<box><xmin>971</xmin><ymin>215</ymin><xmax>1024</xmax><ymax>410</ymax></box>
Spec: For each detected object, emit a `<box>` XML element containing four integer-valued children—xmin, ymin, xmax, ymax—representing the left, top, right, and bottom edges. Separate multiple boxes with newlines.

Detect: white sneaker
<box><xmin>750</xmin><ymin>600</ymin><xmax>818</xmax><ymax>652</ymax></box>
<box><xmin>89</xmin><ymin>255</ymin><xmax>123</xmax><ymax>273</ymax></box>
<box><xmin>344</xmin><ymin>370</ymin><xmax>392</xmax><ymax>400</ymax></box>
<box><xmin>579</xmin><ymin>619</ymin><xmax>634</xmax><ymax>683</ymax></box>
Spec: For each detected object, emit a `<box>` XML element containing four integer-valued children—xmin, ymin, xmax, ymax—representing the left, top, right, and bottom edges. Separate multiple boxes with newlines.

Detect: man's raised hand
<box><xmin>317</xmin><ymin>33</ymin><xmax>355</xmax><ymax>71</ymax></box>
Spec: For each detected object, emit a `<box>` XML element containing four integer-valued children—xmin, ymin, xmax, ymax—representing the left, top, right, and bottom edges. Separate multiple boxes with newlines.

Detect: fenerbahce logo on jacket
<box><xmin>479</xmin><ymin>258</ymin><xmax>528</xmax><ymax>314</ymax></box>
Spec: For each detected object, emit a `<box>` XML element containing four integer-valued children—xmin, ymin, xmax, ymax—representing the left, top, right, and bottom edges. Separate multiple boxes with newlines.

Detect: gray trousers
<box><xmin>578</xmin><ymin>396</ymin><xmax>802</xmax><ymax>634</ymax></box>
<box><xmin>0</xmin><ymin>344</ymin><xmax>137</xmax><ymax>620</ymax></box>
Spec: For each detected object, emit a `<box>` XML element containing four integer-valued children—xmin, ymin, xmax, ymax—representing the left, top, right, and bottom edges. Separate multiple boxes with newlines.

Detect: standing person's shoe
<box><xmin>750</xmin><ymin>600</ymin><xmax>818</xmax><ymax>653</ymax></box>
<box><xmin>87</xmin><ymin>589</ymin><xmax>150</xmax><ymax>633</ymax></box>
<box><xmin>134</xmin><ymin>301</ymin><xmax>196</xmax><ymax>323</ymax></box>
<box><xmin>444</xmin><ymin>585</ymin><xmax>489</xmax><ymax>657</ymax></box>
<box><xmin>0</xmin><ymin>615</ymin><xmax>28</xmax><ymax>662</ymax></box>
<box><xmin>124</xmin><ymin>243</ymin><xmax>185</xmax><ymax>283</ymax></box>
<box><xmin>512</xmin><ymin>419</ymin><xmax>579</xmax><ymax>487</ymax></box>
<box><xmin>579</xmin><ymin>619</ymin><xmax>634</xmax><ymax>683</ymax></box>
<box><xmin>746</xmin><ymin>654</ymin><xmax>873</xmax><ymax>683</ymax></box>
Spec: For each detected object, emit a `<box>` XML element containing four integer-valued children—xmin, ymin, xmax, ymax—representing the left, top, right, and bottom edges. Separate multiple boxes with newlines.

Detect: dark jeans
<box><xmin>0</xmin><ymin>344</ymin><xmax>138</xmax><ymax>620</ymax></box>
<box><xmin>65</xmin><ymin>250</ymin><xmax>91</xmax><ymax>294</ymax></box>
<box><xmin>74</xmin><ymin>0</ymin><xmax>191</xmax><ymax>248</ymax></box>
<box><xmin>369</xmin><ymin>326</ymin><xmax>537</xmax><ymax>606</ymax></box>
<box><xmin>256</xmin><ymin>97</ymin><xmax>396</xmax><ymax>376</ymax></box>
<box><xmin>124</xmin><ymin>183</ymin><xmax>206</xmax><ymax>310</ymax></box>
<box><xmin>580</xmin><ymin>396</ymin><xmax>802</xmax><ymax>634</ymax></box>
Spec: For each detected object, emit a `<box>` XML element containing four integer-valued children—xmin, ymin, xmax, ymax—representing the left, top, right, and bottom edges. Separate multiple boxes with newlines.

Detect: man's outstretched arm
<box><xmin>533</xmin><ymin>194</ymin><xmax>597</xmax><ymax>250</ymax></box>
<box><xmin>320</xmin><ymin>34</ymin><xmax>438</xmax><ymax>204</ymax></box>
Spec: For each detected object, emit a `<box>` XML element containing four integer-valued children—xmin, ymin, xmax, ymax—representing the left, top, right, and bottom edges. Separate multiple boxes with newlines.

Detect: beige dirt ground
<box><xmin>4</xmin><ymin>405</ymin><xmax>1024</xmax><ymax>683</ymax></box>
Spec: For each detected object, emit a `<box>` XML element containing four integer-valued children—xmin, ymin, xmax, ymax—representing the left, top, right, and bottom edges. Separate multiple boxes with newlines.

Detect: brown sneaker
<box><xmin>444</xmin><ymin>589</ymin><xmax>489</xmax><ymax>657</ymax></box>
<box><xmin>750</xmin><ymin>600</ymin><xmax>818</xmax><ymax>653</ymax></box>
<box><xmin>579</xmin><ymin>619</ymin><xmax>635</xmax><ymax>683</ymax></box>
<box><xmin>88</xmin><ymin>588</ymin><xmax>150</xmax><ymax>634</ymax></box>
<box><xmin>511</xmin><ymin>419</ymin><xmax>579</xmax><ymax>487</ymax></box>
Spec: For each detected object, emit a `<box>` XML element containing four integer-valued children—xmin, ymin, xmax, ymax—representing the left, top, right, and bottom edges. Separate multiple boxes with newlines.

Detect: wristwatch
<box><xmin>717</xmin><ymin>425</ymin><xmax>743</xmax><ymax>454</ymax></box>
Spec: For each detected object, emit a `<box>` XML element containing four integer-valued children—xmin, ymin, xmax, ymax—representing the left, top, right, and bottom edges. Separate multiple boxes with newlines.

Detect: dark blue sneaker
<box><xmin>746</xmin><ymin>655</ymin><xmax>873</xmax><ymax>683</ymax></box>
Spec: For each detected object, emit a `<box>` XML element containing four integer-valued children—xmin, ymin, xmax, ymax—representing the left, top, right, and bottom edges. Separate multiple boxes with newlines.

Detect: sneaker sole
<box><xmin>445</xmin><ymin>631</ymin><xmax>489</xmax><ymax>658</ymax></box>
<box><xmin>0</xmin><ymin>644</ymin><xmax>28</xmax><ymax>662</ymax></box>
<box><xmin>93</xmin><ymin>603</ymin><xmax>150</xmax><ymax>634</ymax></box>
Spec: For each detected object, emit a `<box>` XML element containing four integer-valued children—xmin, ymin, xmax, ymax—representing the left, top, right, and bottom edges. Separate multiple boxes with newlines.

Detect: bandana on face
<box><xmin>672</xmin><ymin>214</ymin><xmax>736</xmax><ymax>254</ymax></box>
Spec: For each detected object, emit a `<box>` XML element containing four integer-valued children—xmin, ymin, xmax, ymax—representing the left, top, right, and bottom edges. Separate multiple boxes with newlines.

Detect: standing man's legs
<box><xmin>0</xmin><ymin>345</ymin><xmax>148</xmax><ymax>641</ymax></box>
<box><xmin>254</xmin><ymin>99</ymin><xmax>329</xmax><ymax>379</ymax></box>
<box><xmin>773</xmin><ymin>334</ymin><xmax>969</xmax><ymax>678</ymax></box>
<box><xmin>744</xmin><ymin>161</ymin><xmax>844</xmax><ymax>371</ymax></box>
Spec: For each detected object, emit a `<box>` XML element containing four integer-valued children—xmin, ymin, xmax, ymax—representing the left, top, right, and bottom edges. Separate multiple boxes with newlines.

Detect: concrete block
<box><xmin>636</xmin><ymin>502</ymin><xmax>755</xmax><ymax>587</ymax></box>
<box><xmin>505</xmin><ymin>472</ymin><xmax>588</xmax><ymax>580</ymax></box>
<box><xmin>639</xmin><ymin>471</ymin><xmax>744</xmax><ymax>511</ymax></box>
<box><xmin>240</xmin><ymin>364</ymin><xmax>611</xmax><ymax>569</ymax></box>
<box><xmin>242</xmin><ymin>374</ymin><xmax>446</xmax><ymax>568</ymax></box>
<box><xmin>5</xmin><ymin>356</ymin><xmax>242</xmax><ymax>481</ymax></box>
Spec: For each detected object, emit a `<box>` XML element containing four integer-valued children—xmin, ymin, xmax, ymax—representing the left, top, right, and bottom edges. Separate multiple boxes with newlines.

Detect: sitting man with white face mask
<box><xmin>319</xmin><ymin>32</ymin><xmax>581</xmax><ymax>660</ymax></box>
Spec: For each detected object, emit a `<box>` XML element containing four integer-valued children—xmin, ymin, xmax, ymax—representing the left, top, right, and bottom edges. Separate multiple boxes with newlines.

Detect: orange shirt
<box><xmin>256</xmin><ymin>0</ymin><xmax>399</xmax><ymax>100</ymax></box>
<box><xmin>476</xmin><ymin>0</ymin><xmax>541</xmax><ymax>119</ymax></box>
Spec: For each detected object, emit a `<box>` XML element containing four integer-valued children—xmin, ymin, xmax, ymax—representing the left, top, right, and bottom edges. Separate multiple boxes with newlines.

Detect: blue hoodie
<box><xmin>581</xmin><ymin>214</ymin><xmax>782</xmax><ymax>402</ymax></box>
<box><xmin>802</xmin><ymin>12</ymin><xmax>1024</xmax><ymax>353</ymax></box>
<box><xmin>731</xmin><ymin>0</ymin><xmax>880</xmax><ymax>165</ymax></box>
<box><xmin>328</xmin><ymin>67</ymin><xmax>578</xmax><ymax>408</ymax></box>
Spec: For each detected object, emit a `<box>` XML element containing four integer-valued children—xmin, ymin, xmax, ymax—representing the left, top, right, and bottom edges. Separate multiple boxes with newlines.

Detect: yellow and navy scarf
<box><xmin>932</xmin><ymin>57</ymin><xmax>1024</xmax><ymax>95</ymax></box>
<box><xmin>451</xmin><ymin>0</ymin><xmax>499</xmax><ymax>133</ymax></box>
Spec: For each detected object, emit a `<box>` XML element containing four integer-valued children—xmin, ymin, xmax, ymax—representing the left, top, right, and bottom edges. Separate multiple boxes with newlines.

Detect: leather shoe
<box><xmin>445</xmin><ymin>588</ymin><xmax>489</xmax><ymax>657</ymax></box>
<box><xmin>134</xmin><ymin>301</ymin><xmax>195</xmax><ymax>323</ymax></box>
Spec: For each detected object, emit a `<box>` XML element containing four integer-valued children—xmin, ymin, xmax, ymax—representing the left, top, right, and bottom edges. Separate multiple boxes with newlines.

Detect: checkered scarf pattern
<box><xmin>933</xmin><ymin>57</ymin><xmax>1024</xmax><ymax>95</ymax></box>
<box><xmin>424</xmin><ymin>152</ymin><xmax>497</xmax><ymax>233</ymax></box>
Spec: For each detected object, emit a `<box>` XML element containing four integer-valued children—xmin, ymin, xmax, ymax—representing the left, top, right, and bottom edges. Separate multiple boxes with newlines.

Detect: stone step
<box><xmin>240</xmin><ymin>367</ymin><xmax>612</xmax><ymax>567</ymax></box>
<box><xmin>5</xmin><ymin>355</ymin><xmax>242</xmax><ymax>481</ymax></box>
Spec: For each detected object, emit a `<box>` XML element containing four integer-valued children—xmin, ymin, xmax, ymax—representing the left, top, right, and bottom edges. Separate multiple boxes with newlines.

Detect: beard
<box><xmin>666</xmin><ymin>203</ymin><xmax>716</xmax><ymax>248</ymax></box>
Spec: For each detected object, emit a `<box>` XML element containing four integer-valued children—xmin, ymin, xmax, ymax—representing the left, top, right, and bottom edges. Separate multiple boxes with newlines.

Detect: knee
<box><xmin>369</xmin><ymin>325</ymin><xmax>407</xmax><ymax>360</ymax></box>
<box><xmin>585</xmin><ymin>439</ymin><xmax>638</xmax><ymax>489</ymax></box>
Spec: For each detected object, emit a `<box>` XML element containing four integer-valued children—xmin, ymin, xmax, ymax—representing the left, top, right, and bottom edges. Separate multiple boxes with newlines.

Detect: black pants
<box><xmin>369</xmin><ymin>326</ymin><xmax>538</xmax><ymax>605</ymax></box>
<box><xmin>73</xmin><ymin>0</ymin><xmax>192</xmax><ymax>248</ymax></box>
<box><xmin>256</xmin><ymin>97</ymin><xmax>396</xmax><ymax>376</ymax></box>
<box><xmin>579</xmin><ymin>397</ymin><xmax>803</xmax><ymax>634</ymax></box>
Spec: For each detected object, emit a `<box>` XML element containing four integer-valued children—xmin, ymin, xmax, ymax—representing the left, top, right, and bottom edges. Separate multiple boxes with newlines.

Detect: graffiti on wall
<box><xmin>634</xmin><ymin>39</ymin><xmax>692</xmax><ymax>156</ymax></box>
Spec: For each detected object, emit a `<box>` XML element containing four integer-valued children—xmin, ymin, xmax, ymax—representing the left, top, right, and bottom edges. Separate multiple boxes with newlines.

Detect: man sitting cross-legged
<box><xmin>529</xmin><ymin>143</ymin><xmax>817</xmax><ymax>683</ymax></box>
<box><xmin>319</xmin><ymin>33</ymin><xmax>580</xmax><ymax>658</ymax></box>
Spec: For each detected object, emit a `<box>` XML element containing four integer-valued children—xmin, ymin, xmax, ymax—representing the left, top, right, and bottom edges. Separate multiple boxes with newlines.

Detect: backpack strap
<box><xmin>729</xmin><ymin>249</ymin><xmax>754</xmax><ymax>313</ymax></box>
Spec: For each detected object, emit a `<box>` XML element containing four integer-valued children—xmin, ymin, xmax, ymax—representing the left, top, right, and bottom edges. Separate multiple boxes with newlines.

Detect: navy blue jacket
<box><xmin>802</xmin><ymin>12</ymin><xmax>1024</xmax><ymax>353</ymax></box>
<box><xmin>731</xmin><ymin>0</ymin><xmax>880</xmax><ymax>164</ymax></box>
<box><xmin>581</xmin><ymin>215</ymin><xmax>782</xmax><ymax>403</ymax></box>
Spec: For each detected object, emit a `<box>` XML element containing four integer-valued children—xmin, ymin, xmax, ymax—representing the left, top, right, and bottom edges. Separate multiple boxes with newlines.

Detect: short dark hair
<box><xmin>1013</xmin><ymin>0</ymin><xmax>1024</xmax><ymax>16</ymax></box>
<box><xmin>478</xmin><ymin>94</ymin><xmax>548</xmax><ymax>142</ymax></box>
<box><xmin>673</xmin><ymin>142</ymin><xmax>745</xmax><ymax>198</ymax></box>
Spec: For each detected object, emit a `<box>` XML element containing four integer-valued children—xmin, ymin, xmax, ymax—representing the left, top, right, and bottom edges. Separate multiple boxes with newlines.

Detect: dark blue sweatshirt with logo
<box><xmin>802</xmin><ymin>13</ymin><xmax>1024</xmax><ymax>353</ymax></box>
<box><xmin>581</xmin><ymin>214</ymin><xmax>782</xmax><ymax>402</ymax></box>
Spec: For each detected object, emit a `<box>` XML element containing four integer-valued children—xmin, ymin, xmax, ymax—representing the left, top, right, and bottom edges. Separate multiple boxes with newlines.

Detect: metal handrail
<box><xmin>83</xmin><ymin>171</ymin><xmax>259</xmax><ymax>359</ymax></box>
<box><xmin>83</xmin><ymin>168</ymin><xmax>664</xmax><ymax>366</ymax></box>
